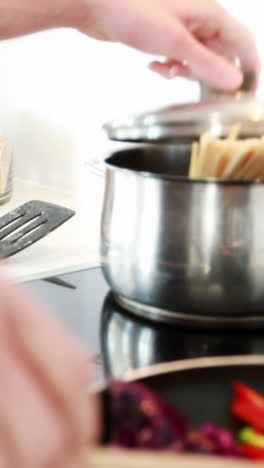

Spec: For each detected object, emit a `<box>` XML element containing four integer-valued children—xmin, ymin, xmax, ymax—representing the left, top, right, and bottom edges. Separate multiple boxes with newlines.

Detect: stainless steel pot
<box><xmin>101</xmin><ymin>73</ymin><xmax>264</xmax><ymax>326</ymax></box>
<box><xmin>101</xmin><ymin>143</ymin><xmax>264</xmax><ymax>326</ymax></box>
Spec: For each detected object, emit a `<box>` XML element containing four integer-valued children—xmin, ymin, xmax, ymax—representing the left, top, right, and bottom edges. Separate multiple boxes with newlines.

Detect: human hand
<box><xmin>78</xmin><ymin>0</ymin><xmax>260</xmax><ymax>90</ymax></box>
<box><xmin>0</xmin><ymin>276</ymin><xmax>98</xmax><ymax>467</ymax></box>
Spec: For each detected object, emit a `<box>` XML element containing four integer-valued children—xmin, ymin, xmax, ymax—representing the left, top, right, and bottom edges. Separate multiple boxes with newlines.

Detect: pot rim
<box><xmin>124</xmin><ymin>354</ymin><xmax>264</xmax><ymax>382</ymax></box>
<box><xmin>104</xmin><ymin>156</ymin><xmax>264</xmax><ymax>186</ymax></box>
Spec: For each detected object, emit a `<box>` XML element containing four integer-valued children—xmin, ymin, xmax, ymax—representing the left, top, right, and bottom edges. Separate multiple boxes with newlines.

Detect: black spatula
<box><xmin>0</xmin><ymin>200</ymin><xmax>75</xmax><ymax>258</ymax></box>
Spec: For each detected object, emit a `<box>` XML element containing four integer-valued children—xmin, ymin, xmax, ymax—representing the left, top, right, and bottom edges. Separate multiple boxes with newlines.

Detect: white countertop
<box><xmin>1</xmin><ymin>170</ymin><xmax>105</xmax><ymax>283</ymax></box>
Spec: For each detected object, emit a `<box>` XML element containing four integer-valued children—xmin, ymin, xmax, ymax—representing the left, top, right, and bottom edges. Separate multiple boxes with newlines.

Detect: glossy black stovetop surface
<box><xmin>26</xmin><ymin>267</ymin><xmax>264</xmax><ymax>380</ymax></box>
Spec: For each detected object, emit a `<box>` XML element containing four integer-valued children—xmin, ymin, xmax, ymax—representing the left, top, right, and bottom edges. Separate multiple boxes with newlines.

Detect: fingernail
<box><xmin>168</xmin><ymin>65</ymin><xmax>179</xmax><ymax>78</ymax></box>
<box><xmin>148</xmin><ymin>63</ymin><xmax>155</xmax><ymax>71</ymax></box>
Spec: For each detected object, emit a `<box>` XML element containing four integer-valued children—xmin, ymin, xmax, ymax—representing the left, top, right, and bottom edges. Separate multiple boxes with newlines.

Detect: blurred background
<box><xmin>0</xmin><ymin>0</ymin><xmax>261</xmax><ymax>190</ymax></box>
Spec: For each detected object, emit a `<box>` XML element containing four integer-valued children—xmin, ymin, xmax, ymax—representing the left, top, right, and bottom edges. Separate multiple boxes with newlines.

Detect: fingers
<box><xmin>148</xmin><ymin>59</ymin><xmax>193</xmax><ymax>79</ymax></box>
<box><xmin>0</xmin><ymin>452</ymin><xmax>9</xmax><ymax>468</ymax></box>
<box><xmin>143</xmin><ymin>6</ymin><xmax>259</xmax><ymax>91</ymax></box>
<box><xmin>164</xmin><ymin>21</ymin><xmax>243</xmax><ymax>90</ymax></box>
<box><xmin>80</xmin><ymin>0</ymin><xmax>260</xmax><ymax>91</ymax></box>
<box><xmin>217</xmin><ymin>9</ymin><xmax>261</xmax><ymax>89</ymax></box>
<box><xmin>0</xmin><ymin>347</ymin><xmax>67</xmax><ymax>467</ymax></box>
<box><xmin>9</xmin><ymin>283</ymin><xmax>93</xmax><ymax>442</ymax></box>
<box><xmin>136</xmin><ymin>14</ymin><xmax>243</xmax><ymax>90</ymax></box>
<box><xmin>0</xmin><ymin>277</ymin><xmax>99</xmax><ymax>467</ymax></box>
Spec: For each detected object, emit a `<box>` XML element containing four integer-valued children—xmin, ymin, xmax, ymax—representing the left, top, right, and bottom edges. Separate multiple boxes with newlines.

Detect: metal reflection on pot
<box><xmin>101</xmin><ymin>145</ymin><xmax>264</xmax><ymax>326</ymax></box>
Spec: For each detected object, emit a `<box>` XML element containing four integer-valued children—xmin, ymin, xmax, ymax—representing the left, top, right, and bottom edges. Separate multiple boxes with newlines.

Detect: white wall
<box><xmin>0</xmin><ymin>0</ymin><xmax>263</xmax><ymax>189</ymax></box>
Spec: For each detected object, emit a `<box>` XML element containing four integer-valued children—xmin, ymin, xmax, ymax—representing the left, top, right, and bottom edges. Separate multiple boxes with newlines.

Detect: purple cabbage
<box><xmin>109</xmin><ymin>380</ymin><xmax>188</xmax><ymax>450</ymax></box>
<box><xmin>187</xmin><ymin>423</ymin><xmax>241</xmax><ymax>457</ymax></box>
<box><xmin>108</xmin><ymin>380</ymin><xmax>242</xmax><ymax>458</ymax></box>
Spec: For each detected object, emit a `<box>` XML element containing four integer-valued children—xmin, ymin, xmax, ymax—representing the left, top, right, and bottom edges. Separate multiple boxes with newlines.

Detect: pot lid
<box><xmin>104</xmin><ymin>70</ymin><xmax>264</xmax><ymax>143</ymax></box>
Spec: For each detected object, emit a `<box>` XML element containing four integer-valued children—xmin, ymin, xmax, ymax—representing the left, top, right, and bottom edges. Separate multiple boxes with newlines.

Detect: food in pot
<box><xmin>189</xmin><ymin>125</ymin><xmax>264</xmax><ymax>181</ymax></box>
<box><xmin>107</xmin><ymin>379</ymin><xmax>264</xmax><ymax>461</ymax></box>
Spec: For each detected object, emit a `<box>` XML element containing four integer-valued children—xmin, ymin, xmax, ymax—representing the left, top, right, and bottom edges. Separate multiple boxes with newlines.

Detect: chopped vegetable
<box><xmin>232</xmin><ymin>382</ymin><xmax>264</xmax><ymax>432</ymax></box>
<box><xmin>200</xmin><ymin>423</ymin><xmax>241</xmax><ymax>457</ymax></box>
<box><xmin>239</xmin><ymin>427</ymin><xmax>264</xmax><ymax>448</ymax></box>
<box><xmin>240</xmin><ymin>444</ymin><xmax>264</xmax><ymax>460</ymax></box>
<box><xmin>108</xmin><ymin>380</ymin><xmax>240</xmax><ymax>457</ymax></box>
<box><xmin>106</xmin><ymin>379</ymin><xmax>264</xmax><ymax>461</ymax></box>
<box><xmin>233</xmin><ymin>382</ymin><xmax>264</xmax><ymax>408</ymax></box>
<box><xmin>238</xmin><ymin>427</ymin><xmax>264</xmax><ymax>460</ymax></box>
<box><xmin>187</xmin><ymin>423</ymin><xmax>240</xmax><ymax>457</ymax></box>
<box><xmin>109</xmin><ymin>380</ymin><xmax>188</xmax><ymax>450</ymax></box>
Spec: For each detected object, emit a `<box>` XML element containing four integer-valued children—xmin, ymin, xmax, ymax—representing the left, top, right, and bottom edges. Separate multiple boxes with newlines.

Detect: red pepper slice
<box><xmin>233</xmin><ymin>382</ymin><xmax>264</xmax><ymax>408</ymax></box>
<box><xmin>232</xmin><ymin>399</ymin><xmax>264</xmax><ymax>433</ymax></box>
<box><xmin>240</xmin><ymin>443</ymin><xmax>264</xmax><ymax>460</ymax></box>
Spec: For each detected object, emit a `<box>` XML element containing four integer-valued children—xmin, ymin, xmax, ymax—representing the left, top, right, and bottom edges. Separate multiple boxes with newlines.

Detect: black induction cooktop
<box><xmin>26</xmin><ymin>267</ymin><xmax>264</xmax><ymax>382</ymax></box>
